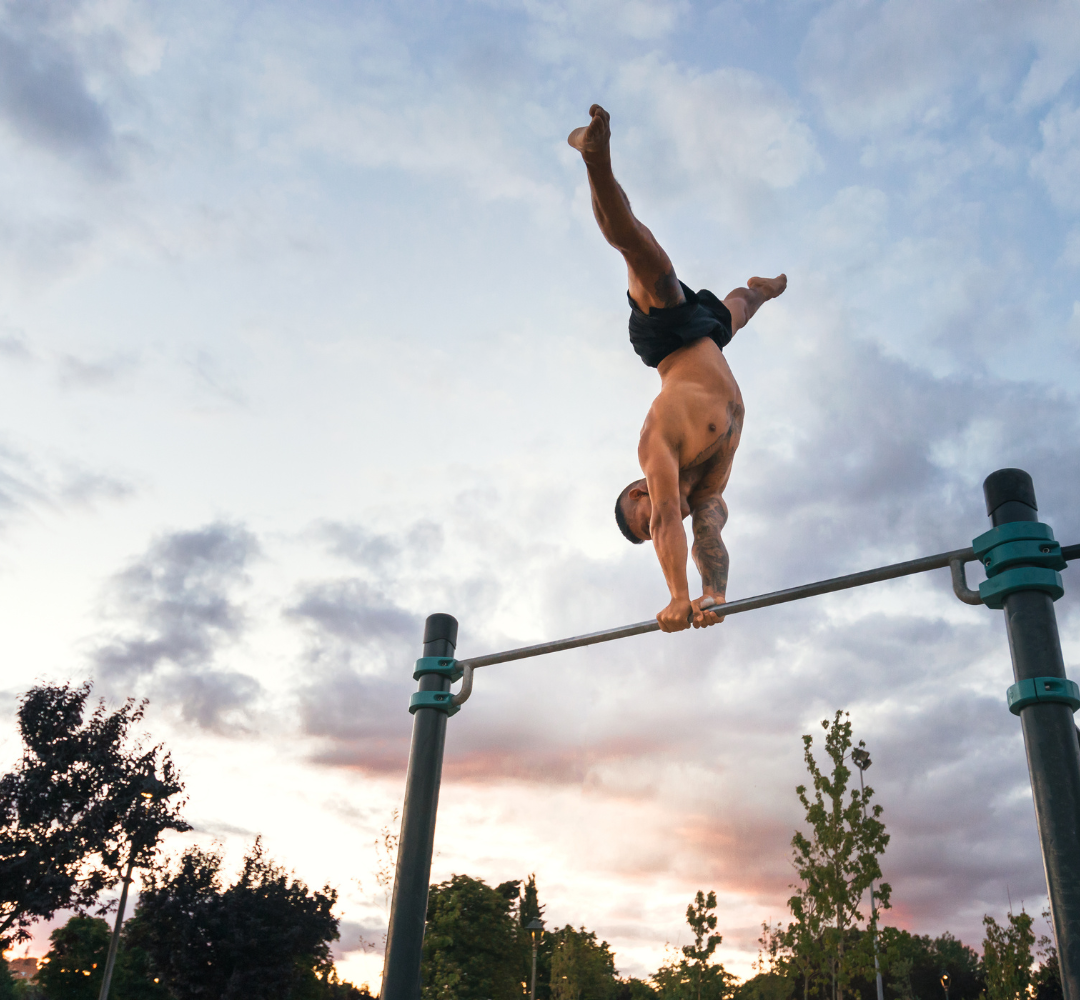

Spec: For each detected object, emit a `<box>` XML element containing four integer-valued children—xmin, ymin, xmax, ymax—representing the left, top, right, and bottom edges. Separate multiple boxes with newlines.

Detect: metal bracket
<box><xmin>980</xmin><ymin>567</ymin><xmax>1064</xmax><ymax>609</ymax></box>
<box><xmin>949</xmin><ymin>555</ymin><xmax>983</xmax><ymax>605</ymax></box>
<box><xmin>1007</xmin><ymin>677</ymin><xmax>1080</xmax><ymax>715</ymax></box>
<box><xmin>452</xmin><ymin>663</ymin><xmax>474</xmax><ymax>707</ymax></box>
<box><xmin>968</xmin><ymin>522</ymin><xmax>1067</xmax><ymax>609</ymax></box>
<box><xmin>413</xmin><ymin>656</ymin><xmax>463</xmax><ymax>682</ymax></box>
<box><xmin>409</xmin><ymin>690</ymin><xmax>460</xmax><ymax>716</ymax></box>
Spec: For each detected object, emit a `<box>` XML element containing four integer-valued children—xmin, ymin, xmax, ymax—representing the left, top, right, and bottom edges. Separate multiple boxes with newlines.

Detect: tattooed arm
<box><xmin>690</xmin><ymin>493</ymin><xmax>729</xmax><ymax>628</ymax></box>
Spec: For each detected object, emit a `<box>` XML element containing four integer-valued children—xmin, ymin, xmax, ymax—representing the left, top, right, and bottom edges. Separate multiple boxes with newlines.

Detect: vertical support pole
<box><xmin>381</xmin><ymin>613</ymin><xmax>458</xmax><ymax>1000</ymax></box>
<box><xmin>984</xmin><ymin>469</ymin><xmax>1080</xmax><ymax>1000</ymax></box>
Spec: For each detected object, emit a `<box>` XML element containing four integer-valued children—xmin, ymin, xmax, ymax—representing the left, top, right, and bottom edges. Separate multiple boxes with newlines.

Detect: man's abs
<box><xmin>654</xmin><ymin>338</ymin><xmax>744</xmax><ymax>478</ymax></box>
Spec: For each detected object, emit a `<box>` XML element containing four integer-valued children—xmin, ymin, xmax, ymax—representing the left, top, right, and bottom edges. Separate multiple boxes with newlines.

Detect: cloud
<box><xmin>58</xmin><ymin>352</ymin><xmax>137</xmax><ymax>388</ymax></box>
<box><xmin>93</xmin><ymin>522</ymin><xmax>262</xmax><ymax>730</ymax></box>
<box><xmin>1031</xmin><ymin>101</ymin><xmax>1080</xmax><ymax>213</ymax></box>
<box><xmin>614</xmin><ymin>57</ymin><xmax>820</xmax><ymax>206</ymax></box>
<box><xmin>0</xmin><ymin>7</ymin><xmax>115</xmax><ymax>168</ymax></box>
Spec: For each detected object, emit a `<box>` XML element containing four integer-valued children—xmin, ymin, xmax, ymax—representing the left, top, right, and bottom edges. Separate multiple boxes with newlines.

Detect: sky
<box><xmin>2</xmin><ymin>0</ymin><xmax>1080</xmax><ymax>989</ymax></box>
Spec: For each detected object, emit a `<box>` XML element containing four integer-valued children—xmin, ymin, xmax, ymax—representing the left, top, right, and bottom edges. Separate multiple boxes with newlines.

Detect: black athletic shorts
<box><xmin>627</xmin><ymin>281</ymin><xmax>733</xmax><ymax>368</ymax></box>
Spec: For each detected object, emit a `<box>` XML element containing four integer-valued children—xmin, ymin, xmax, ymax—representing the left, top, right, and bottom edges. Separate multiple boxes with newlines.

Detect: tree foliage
<box><xmin>421</xmin><ymin>874</ymin><xmax>523</xmax><ymax>1000</ymax></box>
<box><xmin>125</xmin><ymin>838</ymin><xmax>349</xmax><ymax>1000</ymax></box>
<box><xmin>0</xmin><ymin>684</ymin><xmax>188</xmax><ymax>946</ymax></box>
<box><xmin>653</xmin><ymin>892</ymin><xmax>735</xmax><ymax>1000</ymax></box>
<box><xmin>550</xmin><ymin>926</ymin><xmax>618</xmax><ymax>1000</ymax></box>
<box><xmin>980</xmin><ymin>911</ymin><xmax>1034</xmax><ymax>1000</ymax></box>
<box><xmin>778</xmin><ymin>713</ymin><xmax>891</xmax><ymax>1000</ymax></box>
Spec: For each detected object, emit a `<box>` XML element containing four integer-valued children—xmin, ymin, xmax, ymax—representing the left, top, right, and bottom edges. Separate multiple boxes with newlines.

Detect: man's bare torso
<box><xmin>642</xmin><ymin>336</ymin><xmax>743</xmax><ymax>515</ymax></box>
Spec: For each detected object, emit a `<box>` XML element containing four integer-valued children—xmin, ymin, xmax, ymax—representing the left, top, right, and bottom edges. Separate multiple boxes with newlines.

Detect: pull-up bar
<box><xmin>380</xmin><ymin>470</ymin><xmax>1080</xmax><ymax>1000</ymax></box>
<box><xmin>449</xmin><ymin>543</ymin><xmax>1079</xmax><ymax>703</ymax></box>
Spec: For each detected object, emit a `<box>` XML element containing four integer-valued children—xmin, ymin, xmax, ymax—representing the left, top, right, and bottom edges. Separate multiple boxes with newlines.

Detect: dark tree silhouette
<box><xmin>0</xmin><ymin>683</ymin><xmax>187</xmax><ymax>946</ymax></box>
<box><xmin>126</xmin><ymin>838</ymin><xmax>353</xmax><ymax>1000</ymax></box>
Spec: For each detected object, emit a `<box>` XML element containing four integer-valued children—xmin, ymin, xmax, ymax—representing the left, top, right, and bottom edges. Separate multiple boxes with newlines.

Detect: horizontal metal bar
<box><xmin>1064</xmin><ymin>543</ymin><xmax>1080</xmax><ymax>563</ymax></box>
<box><xmin>458</xmin><ymin>545</ymin><xmax>984</xmax><ymax>671</ymax></box>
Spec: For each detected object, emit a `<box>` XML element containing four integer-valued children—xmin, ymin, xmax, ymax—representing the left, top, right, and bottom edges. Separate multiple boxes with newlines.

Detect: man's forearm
<box><xmin>652</xmin><ymin>511</ymin><xmax>690</xmax><ymax>601</ymax></box>
<box><xmin>691</xmin><ymin>496</ymin><xmax>730</xmax><ymax>597</ymax></box>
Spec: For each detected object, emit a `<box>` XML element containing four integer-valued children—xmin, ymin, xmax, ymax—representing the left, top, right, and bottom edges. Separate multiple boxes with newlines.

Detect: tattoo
<box><xmin>691</xmin><ymin>495</ymin><xmax>730</xmax><ymax>594</ymax></box>
<box><xmin>685</xmin><ymin>401</ymin><xmax>745</xmax><ymax>468</ymax></box>
<box><xmin>654</xmin><ymin>268</ymin><xmax>683</xmax><ymax>308</ymax></box>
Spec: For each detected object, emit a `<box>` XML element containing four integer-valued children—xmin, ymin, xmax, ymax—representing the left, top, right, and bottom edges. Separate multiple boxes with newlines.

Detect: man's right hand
<box><xmin>656</xmin><ymin>597</ymin><xmax>693</xmax><ymax>632</ymax></box>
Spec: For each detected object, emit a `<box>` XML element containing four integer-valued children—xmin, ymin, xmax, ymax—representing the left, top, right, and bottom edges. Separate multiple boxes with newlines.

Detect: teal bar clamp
<box><xmin>413</xmin><ymin>656</ymin><xmax>463</xmax><ymax>682</ymax></box>
<box><xmin>971</xmin><ymin>521</ymin><xmax>1066</xmax><ymax>610</ymax></box>
<box><xmin>1007</xmin><ymin>677</ymin><xmax>1080</xmax><ymax>715</ymax></box>
<box><xmin>409</xmin><ymin>690</ymin><xmax>460</xmax><ymax>716</ymax></box>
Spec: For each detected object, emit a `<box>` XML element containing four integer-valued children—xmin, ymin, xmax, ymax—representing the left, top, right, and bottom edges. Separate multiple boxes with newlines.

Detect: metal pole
<box><xmin>381</xmin><ymin>613</ymin><xmax>458</xmax><ymax>1000</ymax></box>
<box><xmin>855</xmin><ymin>765</ymin><xmax>885</xmax><ymax>1000</ymax></box>
<box><xmin>97</xmin><ymin>848</ymin><xmax>135</xmax><ymax>1000</ymax></box>
<box><xmin>530</xmin><ymin>937</ymin><xmax>538</xmax><ymax>1000</ymax></box>
<box><xmin>458</xmin><ymin>546</ymin><xmax>983</xmax><ymax>670</ymax></box>
<box><xmin>984</xmin><ymin>469</ymin><xmax>1080</xmax><ymax>1000</ymax></box>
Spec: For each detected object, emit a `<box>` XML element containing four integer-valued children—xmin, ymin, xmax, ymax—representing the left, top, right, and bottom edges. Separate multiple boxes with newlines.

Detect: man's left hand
<box><xmin>692</xmin><ymin>595</ymin><xmax>726</xmax><ymax>628</ymax></box>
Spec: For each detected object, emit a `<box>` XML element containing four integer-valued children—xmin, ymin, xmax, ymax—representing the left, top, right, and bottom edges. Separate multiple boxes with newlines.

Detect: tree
<box><xmin>779</xmin><ymin>712</ymin><xmax>891</xmax><ymax>1000</ymax></box>
<box><xmin>1033</xmin><ymin>910</ymin><xmax>1063</xmax><ymax>1000</ymax></box>
<box><xmin>521</xmin><ymin>874</ymin><xmax>555</xmax><ymax>1000</ymax></box>
<box><xmin>981</xmin><ymin>911</ymin><xmax>1034</xmax><ymax>1000</ymax></box>
<box><xmin>125</xmin><ymin>838</ymin><xmax>350</xmax><ymax>1000</ymax></box>
<box><xmin>550</xmin><ymin>926</ymin><xmax>618</xmax><ymax>1000</ymax></box>
<box><xmin>421</xmin><ymin>874</ymin><xmax>522</xmax><ymax>1000</ymax></box>
<box><xmin>0</xmin><ymin>684</ymin><xmax>187</xmax><ymax>946</ymax></box>
<box><xmin>653</xmin><ymin>893</ymin><xmax>735</xmax><ymax>1000</ymax></box>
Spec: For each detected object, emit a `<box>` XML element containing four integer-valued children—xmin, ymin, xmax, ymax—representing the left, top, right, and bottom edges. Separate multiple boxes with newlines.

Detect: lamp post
<box><xmin>527</xmin><ymin>918</ymin><xmax>545</xmax><ymax>1000</ymax></box>
<box><xmin>850</xmin><ymin>747</ymin><xmax>884</xmax><ymax>1000</ymax></box>
<box><xmin>941</xmin><ymin>971</ymin><xmax>951</xmax><ymax>1000</ymax></box>
<box><xmin>97</xmin><ymin>774</ymin><xmax>170</xmax><ymax>1000</ymax></box>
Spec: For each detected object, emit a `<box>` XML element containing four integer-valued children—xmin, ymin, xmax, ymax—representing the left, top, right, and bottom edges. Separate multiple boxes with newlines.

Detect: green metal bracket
<box><xmin>971</xmin><ymin>521</ymin><xmax>1066</xmax><ymax>608</ymax></box>
<box><xmin>409</xmin><ymin>690</ymin><xmax>460</xmax><ymax>716</ymax></box>
<box><xmin>413</xmin><ymin>656</ymin><xmax>463</xmax><ymax>682</ymax></box>
<box><xmin>1007</xmin><ymin>677</ymin><xmax>1080</xmax><ymax>715</ymax></box>
<box><xmin>979</xmin><ymin>567</ymin><xmax>1064</xmax><ymax>609</ymax></box>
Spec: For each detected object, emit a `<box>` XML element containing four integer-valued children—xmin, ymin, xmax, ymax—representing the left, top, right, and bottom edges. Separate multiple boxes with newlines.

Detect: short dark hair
<box><xmin>614</xmin><ymin>484</ymin><xmax>645</xmax><ymax>544</ymax></box>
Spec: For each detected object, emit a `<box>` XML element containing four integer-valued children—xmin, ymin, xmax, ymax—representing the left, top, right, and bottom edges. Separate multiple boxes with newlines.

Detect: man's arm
<box><xmin>690</xmin><ymin>493</ymin><xmax>729</xmax><ymax>628</ymax></box>
<box><xmin>641</xmin><ymin>436</ymin><xmax>693</xmax><ymax>633</ymax></box>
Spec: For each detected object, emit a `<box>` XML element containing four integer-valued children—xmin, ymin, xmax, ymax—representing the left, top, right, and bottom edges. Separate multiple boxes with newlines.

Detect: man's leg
<box><xmin>722</xmin><ymin>275</ymin><xmax>788</xmax><ymax>334</ymax></box>
<box><xmin>568</xmin><ymin>105</ymin><xmax>684</xmax><ymax>312</ymax></box>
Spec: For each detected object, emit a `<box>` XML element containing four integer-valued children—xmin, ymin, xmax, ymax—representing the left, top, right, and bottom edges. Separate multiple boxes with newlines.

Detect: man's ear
<box><xmin>627</xmin><ymin>486</ymin><xmax>648</xmax><ymax>500</ymax></box>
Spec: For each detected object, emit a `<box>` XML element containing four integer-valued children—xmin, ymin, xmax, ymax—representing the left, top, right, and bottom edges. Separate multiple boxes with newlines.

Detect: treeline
<box><xmin>0</xmin><ymin>684</ymin><xmax>367</xmax><ymax>999</ymax></box>
<box><xmin>419</xmin><ymin>712</ymin><xmax>1064</xmax><ymax>1000</ymax></box>
<box><xmin>418</xmin><ymin>871</ymin><xmax>1061</xmax><ymax>1000</ymax></box>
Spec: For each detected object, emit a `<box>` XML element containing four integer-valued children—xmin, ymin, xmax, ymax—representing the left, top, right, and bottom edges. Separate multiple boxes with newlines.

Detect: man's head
<box><xmin>614</xmin><ymin>479</ymin><xmax>651</xmax><ymax>544</ymax></box>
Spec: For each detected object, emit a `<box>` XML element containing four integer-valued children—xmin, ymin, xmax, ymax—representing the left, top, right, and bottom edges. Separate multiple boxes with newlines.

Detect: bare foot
<box><xmin>748</xmin><ymin>274</ymin><xmax>787</xmax><ymax>299</ymax></box>
<box><xmin>567</xmin><ymin>104</ymin><xmax>611</xmax><ymax>164</ymax></box>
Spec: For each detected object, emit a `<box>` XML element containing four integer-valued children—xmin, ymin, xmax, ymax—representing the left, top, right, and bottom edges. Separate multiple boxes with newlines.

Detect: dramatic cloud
<box><xmin>93</xmin><ymin>523</ymin><xmax>262</xmax><ymax>730</ymax></box>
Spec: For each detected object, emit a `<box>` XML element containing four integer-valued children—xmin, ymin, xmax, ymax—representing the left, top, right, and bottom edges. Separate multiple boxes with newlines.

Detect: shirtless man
<box><xmin>569</xmin><ymin>105</ymin><xmax>787</xmax><ymax>633</ymax></box>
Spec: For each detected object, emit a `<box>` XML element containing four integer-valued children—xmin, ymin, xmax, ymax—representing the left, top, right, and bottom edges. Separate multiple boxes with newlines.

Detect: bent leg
<box><xmin>569</xmin><ymin>106</ymin><xmax>684</xmax><ymax>311</ymax></box>
<box><xmin>722</xmin><ymin>274</ymin><xmax>787</xmax><ymax>334</ymax></box>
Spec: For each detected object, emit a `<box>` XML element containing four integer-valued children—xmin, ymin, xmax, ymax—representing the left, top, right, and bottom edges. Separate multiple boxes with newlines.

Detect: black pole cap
<box><xmin>983</xmin><ymin>468</ymin><xmax>1037</xmax><ymax>522</ymax></box>
<box><xmin>423</xmin><ymin>613</ymin><xmax>458</xmax><ymax>649</ymax></box>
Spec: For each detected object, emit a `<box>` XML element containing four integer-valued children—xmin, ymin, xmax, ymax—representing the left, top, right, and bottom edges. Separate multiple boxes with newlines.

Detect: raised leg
<box><xmin>568</xmin><ymin>105</ymin><xmax>684</xmax><ymax>312</ymax></box>
<box><xmin>722</xmin><ymin>275</ymin><xmax>787</xmax><ymax>334</ymax></box>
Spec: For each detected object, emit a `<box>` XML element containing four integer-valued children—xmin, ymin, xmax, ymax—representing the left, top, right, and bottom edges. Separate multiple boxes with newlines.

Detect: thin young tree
<box><xmin>782</xmin><ymin>712</ymin><xmax>891</xmax><ymax>1000</ymax></box>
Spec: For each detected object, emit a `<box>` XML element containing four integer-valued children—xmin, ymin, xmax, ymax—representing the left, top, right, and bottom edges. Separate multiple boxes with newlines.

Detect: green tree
<box><xmin>35</xmin><ymin>916</ymin><xmax>111</xmax><ymax>1000</ymax></box>
<box><xmin>126</xmin><ymin>838</ymin><xmax>350</xmax><ymax>1000</ymax></box>
<box><xmin>421</xmin><ymin>874</ymin><xmax>522</xmax><ymax>1000</ymax></box>
<box><xmin>653</xmin><ymin>893</ymin><xmax>735</xmax><ymax>1000</ymax></box>
<box><xmin>550</xmin><ymin>926</ymin><xmax>618</xmax><ymax>1000</ymax></box>
<box><xmin>981</xmin><ymin>911</ymin><xmax>1034</xmax><ymax>1000</ymax></box>
<box><xmin>779</xmin><ymin>713</ymin><xmax>891</xmax><ymax>1000</ymax></box>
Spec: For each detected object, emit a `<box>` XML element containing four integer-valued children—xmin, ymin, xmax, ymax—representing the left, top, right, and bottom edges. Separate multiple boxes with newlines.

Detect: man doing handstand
<box><xmin>569</xmin><ymin>105</ymin><xmax>787</xmax><ymax>633</ymax></box>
